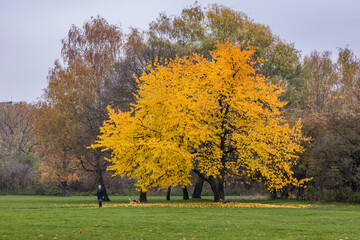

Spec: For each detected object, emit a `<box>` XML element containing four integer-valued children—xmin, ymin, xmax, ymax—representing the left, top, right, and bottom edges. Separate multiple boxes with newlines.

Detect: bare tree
<box><xmin>0</xmin><ymin>102</ymin><xmax>38</xmax><ymax>190</ymax></box>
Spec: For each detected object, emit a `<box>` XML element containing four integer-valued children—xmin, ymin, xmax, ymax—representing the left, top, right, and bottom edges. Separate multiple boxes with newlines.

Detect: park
<box><xmin>1</xmin><ymin>2</ymin><xmax>360</xmax><ymax>239</ymax></box>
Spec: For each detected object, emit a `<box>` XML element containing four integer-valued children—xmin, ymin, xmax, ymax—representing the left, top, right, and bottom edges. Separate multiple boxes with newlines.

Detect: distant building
<box><xmin>0</xmin><ymin>101</ymin><xmax>20</xmax><ymax>107</ymax></box>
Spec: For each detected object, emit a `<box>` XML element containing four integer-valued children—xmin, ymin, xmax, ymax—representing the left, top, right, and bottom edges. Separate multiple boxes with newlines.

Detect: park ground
<box><xmin>0</xmin><ymin>195</ymin><xmax>359</xmax><ymax>239</ymax></box>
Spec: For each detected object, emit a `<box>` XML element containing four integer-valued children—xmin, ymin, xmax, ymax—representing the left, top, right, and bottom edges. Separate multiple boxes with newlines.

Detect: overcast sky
<box><xmin>1</xmin><ymin>0</ymin><xmax>360</xmax><ymax>103</ymax></box>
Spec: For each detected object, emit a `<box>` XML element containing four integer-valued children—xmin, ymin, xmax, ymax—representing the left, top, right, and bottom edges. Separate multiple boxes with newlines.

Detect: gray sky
<box><xmin>1</xmin><ymin>0</ymin><xmax>360</xmax><ymax>103</ymax></box>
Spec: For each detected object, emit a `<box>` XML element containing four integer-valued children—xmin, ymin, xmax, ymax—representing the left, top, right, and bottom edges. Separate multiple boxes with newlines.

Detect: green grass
<box><xmin>0</xmin><ymin>195</ymin><xmax>359</xmax><ymax>239</ymax></box>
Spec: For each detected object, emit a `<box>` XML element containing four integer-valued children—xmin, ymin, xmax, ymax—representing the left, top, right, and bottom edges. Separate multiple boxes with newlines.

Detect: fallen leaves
<box><xmin>104</xmin><ymin>202</ymin><xmax>312</xmax><ymax>209</ymax></box>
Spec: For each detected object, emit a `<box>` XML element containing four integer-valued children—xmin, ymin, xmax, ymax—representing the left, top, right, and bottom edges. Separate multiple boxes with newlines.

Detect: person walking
<box><xmin>96</xmin><ymin>185</ymin><xmax>104</xmax><ymax>207</ymax></box>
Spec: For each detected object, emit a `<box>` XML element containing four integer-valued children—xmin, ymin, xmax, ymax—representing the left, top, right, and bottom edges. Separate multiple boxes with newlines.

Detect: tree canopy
<box><xmin>92</xmin><ymin>42</ymin><xmax>309</xmax><ymax>201</ymax></box>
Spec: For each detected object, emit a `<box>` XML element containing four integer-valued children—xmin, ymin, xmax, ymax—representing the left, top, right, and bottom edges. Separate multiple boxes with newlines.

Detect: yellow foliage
<box><xmin>92</xmin><ymin>41</ymin><xmax>310</xmax><ymax>192</ymax></box>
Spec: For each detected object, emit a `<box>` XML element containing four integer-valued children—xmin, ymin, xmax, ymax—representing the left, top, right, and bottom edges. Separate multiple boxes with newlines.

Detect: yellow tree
<box><xmin>93</xmin><ymin>42</ymin><xmax>309</xmax><ymax>202</ymax></box>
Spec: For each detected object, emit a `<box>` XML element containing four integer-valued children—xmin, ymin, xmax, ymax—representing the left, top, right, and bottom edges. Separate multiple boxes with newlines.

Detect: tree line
<box><xmin>1</xmin><ymin>3</ymin><xmax>359</xmax><ymax>202</ymax></box>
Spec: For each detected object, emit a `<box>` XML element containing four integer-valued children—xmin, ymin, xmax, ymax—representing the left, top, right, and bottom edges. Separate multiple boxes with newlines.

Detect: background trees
<box><xmin>34</xmin><ymin>101</ymin><xmax>80</xmax><ymax>196</ymax></box>
<box><xmin>295</xmin><ymin>47</ymin><xmax>360</xmax><ymax>201</ymax></box>
<box><xmin>2</xmin><ymin>3</ymin><xmax>359</xmax><ymax>203</ymax></box>
<box><xmin>147</xmin><ymin>3</ymin><xmax>300</xmax><ymax>82</ymax></box>
<box><xmin>36</xmin><ymin>16</ymin><xmax>124</xmax><ymax>200</ymax></box>
<box><xmin>33</xmin><ymin>5</ymin><xmax>352</xmax><ymax>201</ymax></box>
<box><xmin>0</xmin><ymin>102</ymin><xmax>38</xmax><ymax>191</ymax></box>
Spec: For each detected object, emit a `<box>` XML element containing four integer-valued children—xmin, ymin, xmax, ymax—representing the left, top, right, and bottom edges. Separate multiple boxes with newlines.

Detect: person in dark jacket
<box><xmin>96</xmin><ymin>185</ymin><xmax>104</xmax><ymax>207</ymax></box>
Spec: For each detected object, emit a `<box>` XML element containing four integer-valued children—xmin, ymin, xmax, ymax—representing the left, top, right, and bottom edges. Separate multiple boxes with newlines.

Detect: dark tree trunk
<box><xmin>60</xmin><ymin>181</ymin><xmax>67</xmax><ymax>197</ymax></box>
<box><xmin>192</xmin><ymin>169</ymin><xmax>225</xmax><ymax>202</ymax></box>
<box><xmin>166</xmin><ymin>186</ymin><xmax>171</xmax><ymax>201</ymax></box>
<box><xmin>217</xmin><ymin>177</ymin><xmax>225</xmax><ymax>202</ymax></box>
<box><xmin>192</xmin><ymin>175</ymin><xmax>204</xmax><ymax>199</ymax></box>
<box><xmin>139</xmin><ymin>190</ymin><xmax>148</xmax><ymax>203</ymax></box>
<box><xmin>214</xmin><ymin>99</ymin><xmax>228</xmax><ymax>203</ymax></box>
<box><xmin>296</xmin><ymin>187</ymin><xmax>305</xmax><ymax>199</ymax></box>
<box><xmin>183</xmin><ymin>186</ymin><xmax>189</xmax><ymax>200</ymax></box>
<box><xmin>270</xmin><ymin>190</ymin><xmax>278</xmax><ymax>199</ymax></box>
<box><xmin>209</xmin><ymin>177</ymin><xmax>221</xmax><ymax>202</ymax></box>
<box><xmin>98</xmin><ymin>171</ymin><xmax>110</xmax><ymax>201</ymax></box>
<box><xmin>280</xmin><ymin>187</ymin><xmax>289</xmax><ymax>199</ymax></box>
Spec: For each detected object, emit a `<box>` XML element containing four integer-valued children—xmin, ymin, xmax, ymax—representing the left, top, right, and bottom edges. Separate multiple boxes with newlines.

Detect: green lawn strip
<box><xmin>0</xmin><ymin>195</ymin><xmax>359</xmax><ymax>239</ymax></box>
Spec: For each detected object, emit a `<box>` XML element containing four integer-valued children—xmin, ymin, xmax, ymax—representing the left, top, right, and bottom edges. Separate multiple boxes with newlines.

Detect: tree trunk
<box><xmin>209</xmin><ymin>177</ymin><xmax>221</xmax><ymax>202</ymax></box>
<box><xmin>192</xmin><ymin>176</ymin><xmax>204</xmax><ymax>199</ymax></box>
<box><xmin>139</xmin><ymin>190</ymin><xmax>148</xmax><ymax>203</ymax></box>
<box><xmin>166</xmin><ymin>186</ymin><xmax>171</xmax><ymax>200</ymax></box>
<box><xmin>270</xmin><ymin>190</ymin><xmax>277</xmax><ymax>199</ymax></box>
<box><xmin>60</xmin><ymin>181</ymin><xmax>67</xmax><ymax>197</ymax></box>
<box><xmin>183</xmin><ymin>186</ymin><xmax>189</xmax><ymax>200</ymax></box>
<box><xmin>192</xmin><ymin>169</ymin><xmax>224</xmax><ymax>202</ymax></box>
<box><xmin>98</xmin><ymin>171</ymin><xmax>110</xmax><ymax>201</ymax></box>
<box><xmin>217</xmin><ymin>177</ymin><xmax>225</xmax><ymax>202</ymax></box>
<box><xmin>280</xmin><ymin>187</ymin><xmax>289</xmax><ymax>199</ymax></box>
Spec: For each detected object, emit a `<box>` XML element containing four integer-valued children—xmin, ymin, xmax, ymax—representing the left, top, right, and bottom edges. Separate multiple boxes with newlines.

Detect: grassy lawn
<box><xmin>0</xmin><ymin>195</ymin><xmax>359</xmax><ymax>239</ymax></box>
